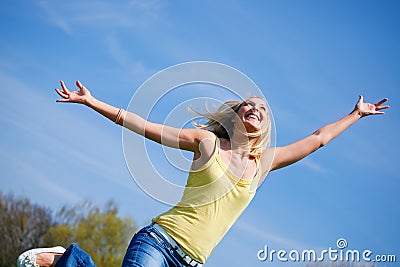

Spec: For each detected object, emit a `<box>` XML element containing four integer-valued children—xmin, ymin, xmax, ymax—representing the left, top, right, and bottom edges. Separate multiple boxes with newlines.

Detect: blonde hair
<box><xmin>191</xmin><ymin>97</ymin><xmax>271</xmax><ymax>158</ymax></box>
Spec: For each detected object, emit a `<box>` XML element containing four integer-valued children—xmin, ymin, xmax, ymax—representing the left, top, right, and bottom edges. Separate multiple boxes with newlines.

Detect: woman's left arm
<box><xmin>270</xmin><ymin>95</ymin><xmax>389</xmax><ymax>171</ymax></box>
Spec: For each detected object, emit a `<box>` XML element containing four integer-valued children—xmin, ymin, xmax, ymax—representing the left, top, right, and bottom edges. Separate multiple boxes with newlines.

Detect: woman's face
<box><xmin>234</xmin><ymin>97</ymin><xmax>268</xmax><ymax>132</ymax></box>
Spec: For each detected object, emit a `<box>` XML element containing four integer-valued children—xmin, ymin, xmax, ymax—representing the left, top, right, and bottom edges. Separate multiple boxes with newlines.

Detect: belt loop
<box><xmin>150</xmin><ymin>223</ymin><xmax>203</xmax><ymax>267</ymax></box>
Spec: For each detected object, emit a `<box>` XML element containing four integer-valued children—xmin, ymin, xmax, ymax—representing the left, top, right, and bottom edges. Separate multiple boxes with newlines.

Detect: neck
<box><xmin>229</xmin><ymin>131</ymin><xmax>254</xmax><ymax>156</ymax></box>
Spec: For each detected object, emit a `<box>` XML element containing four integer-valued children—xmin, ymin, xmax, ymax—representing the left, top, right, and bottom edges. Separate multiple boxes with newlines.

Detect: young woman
<box><xmin>17</xmin><ymin>80</ymin><xmax>389</xmax><ymax>267</ymax></box>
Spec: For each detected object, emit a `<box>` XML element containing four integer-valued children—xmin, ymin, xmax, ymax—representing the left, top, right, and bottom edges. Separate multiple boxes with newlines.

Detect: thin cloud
<box><xmin>0</xmin><ymin>150</ymin><xmax>82</xmax><ymax>204</ymax></box>
<box><xmin>0</xmin><ymin>71</ymin><xmax>136</xmax><ymax>190</ymax></box>
<box><xmin>37</xmin><ymin>0</ymin><xmax>166</xmax><ymax>32</ymax></box>
<box><xmin>236</xmin><ymin>219</ymin><xmax>309</xmax><ymax>250</ymax></box>
<box><xmin>104</xmin><ymin>35</ymin><xmax>156</xmax><ymax>80</ymax></box>
<box><xmin>299</xmin><ymin>158</ymin><xmax>327</xmax><ymax>173</ymax></box>
<box><xmin>71</xmin><ymin>0</ymin><xmax>165</xmax><ymax>27</ymax></box>
<box><xmin>37</xmin><ymin>1</ymin><xmax>73</xmax><ymax>35</ymax></box>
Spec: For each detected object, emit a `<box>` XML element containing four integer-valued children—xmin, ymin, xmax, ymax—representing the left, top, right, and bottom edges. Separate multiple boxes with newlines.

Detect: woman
<box><xmin>18</xmin><ymin>80</ymin><xmax>389</xmax><ymax>267</ymax></box>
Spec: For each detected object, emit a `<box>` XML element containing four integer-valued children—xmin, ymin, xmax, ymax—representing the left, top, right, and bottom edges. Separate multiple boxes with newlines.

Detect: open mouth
<box><xmin>245</xmin><ymin>112</ymin><xmax>260</xmax><ymax>122</ymax></box>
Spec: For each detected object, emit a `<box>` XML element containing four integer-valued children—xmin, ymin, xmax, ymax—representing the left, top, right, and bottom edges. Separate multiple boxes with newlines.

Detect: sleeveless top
<box><xmin>152</xmin><ymin>137</ymin><xmax>261</xmax><ymax>263</ymax></box>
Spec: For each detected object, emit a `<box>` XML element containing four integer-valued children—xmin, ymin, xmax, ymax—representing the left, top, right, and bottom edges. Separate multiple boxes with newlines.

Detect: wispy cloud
<box><xmin>37</xmin><ymin>0</ymin><xmax>166</xmax><ymax>33</ymax></box>
<box><xmin>104</xmin><ymin>35</ymin><xmax>156</xmax><ymax>80</ymax></box>
<box><xmin>36</xmin><ymin>1</ymin><xmax>162</xmax><ymax>83</ymax></box>
<box><xmin>299</xmin><ymin>158</ymin><xmax>327</xmax><ymax>173</ymax></box>
<box><xmin>0</xmin><ymin>150</ymin><xmax>82</xmax><ymax>203</ymax></box>
<box><xmin>38</xmin><ymin>1</ymin><xmax>73</xmax><ymax>35</ymax></box>
<box><xmin>0</xmin><ymin>71</ymin><xmax>137</xmax><ymax>191</ymax></box>
<box><xmin>236</xmin><ymin>219</ymin><xmax>308</xmax><ymax>250</ymax></box>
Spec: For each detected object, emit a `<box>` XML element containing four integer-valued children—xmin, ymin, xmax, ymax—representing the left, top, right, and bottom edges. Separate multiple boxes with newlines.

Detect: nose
<box><xmin>251</xmin><ymin>105</ymin><xmax>259</xmax><ymax>113</ymax></box>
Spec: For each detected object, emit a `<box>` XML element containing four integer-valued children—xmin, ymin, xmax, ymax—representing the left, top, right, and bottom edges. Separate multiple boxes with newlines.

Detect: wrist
<box><xmin>350</xmin><ymin>108</ymin><xmax>363</xmax><ymax>119</ymax></box>
<box><xmin>85</xmin><ymin>95</ymin><xmax>97</xmax><ymax>108</ymax></box>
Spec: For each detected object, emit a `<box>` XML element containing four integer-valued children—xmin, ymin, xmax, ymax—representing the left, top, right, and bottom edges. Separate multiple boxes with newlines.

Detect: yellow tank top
<box><xmin>152</xmin><ymin>138</ymin><xmax>261</xmax><ymax>263</ymax></box>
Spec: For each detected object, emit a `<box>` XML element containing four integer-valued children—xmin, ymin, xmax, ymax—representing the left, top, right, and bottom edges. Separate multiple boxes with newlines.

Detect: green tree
<box><xmin>43</xmin><ymin>224</ymin><xmax>74</xmax><ymax>249</ymax></box>
<box><xmin>44</xmin><ymin>200</ymin><xmax>137</xmax><ymax>267</ymax></box>
<box><xmin>75</xmin><ymin>204</ymin><xmax>135</xmax><ymax>266</ymax></box>
<box><xmin>0</xmin><ymin>192</ymin><xmax>52</xmax><ymax>267</ymax></box>
<box><xmin>1</xmin><ymin>192</ymin><xmax>137</xmax><ymax>267</ymax></box>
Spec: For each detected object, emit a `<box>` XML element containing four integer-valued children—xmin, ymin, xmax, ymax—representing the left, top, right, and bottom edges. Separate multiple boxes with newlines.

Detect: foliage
<box><xmin>0</xmin><ymin>192</ymin><xmax>52</xmax><ymax>267</ymax></box>
<box><xmin>48</xmin><ymin>200</ymin><xmax>136</xmax><ymax>267</ymax></box>
<box><xmin>1</xmin><ymin>192</ymin><xmax>137</xmax><ymax>267</ymax></box>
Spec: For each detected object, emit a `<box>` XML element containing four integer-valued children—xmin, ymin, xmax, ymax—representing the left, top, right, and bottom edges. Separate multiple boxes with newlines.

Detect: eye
<box><xmin>246</xmin><ymin>102</ymin><xmax>255</xmax><ymax>107</ymax></box>
<box><xmin>241</xmin><ymin>101</ymin><xmax>251</xmax><ymax>107</ymax></box>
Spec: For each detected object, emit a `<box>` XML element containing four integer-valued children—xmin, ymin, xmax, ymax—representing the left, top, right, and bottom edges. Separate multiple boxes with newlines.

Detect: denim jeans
<box><xmin>55</xmin><ymin>224</ymin><xmax>189</xmax><ymax>267</ymax></box>
<box><xmin>121</xmin><ymin>223</ymin><xmax>187</xmax><ymax>267</ymax></box>
<box><xmin>55</xmin><ymin>243</ymin><xmax>97</xmax><ymax>267</ymax></box>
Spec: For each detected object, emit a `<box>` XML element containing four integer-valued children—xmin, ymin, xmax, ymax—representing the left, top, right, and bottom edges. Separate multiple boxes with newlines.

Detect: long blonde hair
<box><xmin>191</xmin><ymin>97</ymin><xmax>271</xmax><ymax>158</ymax></box>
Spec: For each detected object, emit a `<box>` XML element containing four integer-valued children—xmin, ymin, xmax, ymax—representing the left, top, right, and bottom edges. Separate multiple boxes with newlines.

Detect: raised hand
<box><xmin>354</xmin><ymin>95</ymin><xmax>389</xmax><ymax>117</ymax></box>
<box><xmin>55</xmin><ymin>80</ymin><xmax>92</xmax><ymax>105</ymax></box>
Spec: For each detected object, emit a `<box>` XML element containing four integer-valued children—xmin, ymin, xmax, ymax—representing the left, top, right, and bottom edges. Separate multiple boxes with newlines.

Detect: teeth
<box><xmin>247</xmin><ymin>114</ymin><xmax>259</xmax><ymax>121</ymax></box>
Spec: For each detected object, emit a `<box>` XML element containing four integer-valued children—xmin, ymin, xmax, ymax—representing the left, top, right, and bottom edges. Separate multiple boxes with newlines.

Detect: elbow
<box><xmin>313</xmin><ymin>130</ymin><xmax>329</xmax><ymax>148</ymax></box>
<box><xmin>319</xmin><ymin>136</ymin><xmax>328</xmax><ymax>147</ymax></box>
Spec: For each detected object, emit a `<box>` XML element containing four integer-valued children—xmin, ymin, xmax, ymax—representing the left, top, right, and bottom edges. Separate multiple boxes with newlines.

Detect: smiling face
<box><xmin>234</xmin><ymin>97</ymin><xmax>268</xmax><ymax>133</ymax></box>
<box><xmin>192</xmin><ymin>96</ymin><xmax>271</xmax><ymax>157</ymax></box>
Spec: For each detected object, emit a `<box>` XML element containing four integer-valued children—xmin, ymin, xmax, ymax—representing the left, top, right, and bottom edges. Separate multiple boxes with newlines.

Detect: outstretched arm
<box><xmin>55</xmin><ymin>80</ymin><xmax>210</xmax><ymax>152</ymax></box>
<box><xmin>270</xmin><ymin>95</ymin><xmax>389</xmax><ymax>171</ymax></box>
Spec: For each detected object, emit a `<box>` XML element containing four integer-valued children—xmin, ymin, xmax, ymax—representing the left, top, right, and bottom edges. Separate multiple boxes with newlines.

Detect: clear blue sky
<box><xmin>1</xmin><ymin>1</ymin><xmax>399</xmax><ymax>266</ymax></box>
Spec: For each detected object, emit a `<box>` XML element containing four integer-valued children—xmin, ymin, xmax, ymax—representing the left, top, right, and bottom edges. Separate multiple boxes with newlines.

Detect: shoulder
<box><xmin>197</xmin><ymin>130</ymin><xmax>217</xmax><ymax>151</ymax></box>
<box><xmin>196</xmin><ymin>129</ymin><xmax>216</xmax><ymax>141</ymax></box>
<box><xmin>176</xmin><ymin>128</ymin><xmax>214</xmax><ymax>144</ymax></box>
<box><xmin>260</xmin><ymin>147</ymin><xmax>276</xmax><ymax>174</ymax></box>
<box><xmin>195</xmin><ymin>129</ymin><xmax>218</xmax><ymax>160</ymax></box>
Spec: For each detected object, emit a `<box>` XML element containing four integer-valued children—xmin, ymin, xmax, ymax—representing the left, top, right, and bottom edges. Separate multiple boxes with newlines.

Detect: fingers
<box><xmin>55</xmin><ymin>80</ymin><xmax>89</xmax><ymax>104</ymax></box>
<box><xmin>55</xmin><ymin>88</ymin><xmax>70</xmax><ymax>102</ymax></box>
<box><xmin>55</xmin><ymin>98</ymin><xmax>70</xmax><ymax>103</ymax></box>
<box><xmin>76</xmin><ymin>80</ymin><xmax>91</xmax><ymax>97</ymax></box>
<box><xmin>371</xmin><ymin>97</ymin><xmax>389</xmax><ymax>115</ymax></box>
<box><xmin>375</xmin><ymin>98</ymin><xmax>390</xmax><ymax>111</ymax></box>
<box><xmin>376</xmin><ymin>98</ymin><xmax>388</xmax><ymax>106</ymax></box>
<box><xmin>55</xmin><ymin>80</ymin><xmax>71</xmax><ymax>102</ymax></box>
<box><xmin>76</xmin><ymin>80</ymin><xmax>84</xmax><ymax>90</ymax></box>
<box><xmin>376</xmin><ymin>98</ymin><xmax>388</xmax><ymax>105</ymax></box>
<box><xmin>376</xmin><ymin>105</ymin><xmax>390</xmax><ymax>111</ymax></box>
<box><xmin>60</xmin><ymin>80</ymin><xmax>70</xmax><ymax>93</ymax></box>
<box><xmin>357</xmin><ymin>95</ymin><xmax>389</xmax><ymax>113</ymax></box>
<box><xmin>55</xmin><ymin>88</ymin><xmax>66</xmax><ymax>98</ymax></box>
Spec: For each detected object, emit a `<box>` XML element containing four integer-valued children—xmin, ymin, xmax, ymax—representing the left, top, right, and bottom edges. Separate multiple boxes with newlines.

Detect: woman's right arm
<box><xmin>55</xmin><ymin>80</ymin><xmax>212</xmax><ymax>153</ymax></box>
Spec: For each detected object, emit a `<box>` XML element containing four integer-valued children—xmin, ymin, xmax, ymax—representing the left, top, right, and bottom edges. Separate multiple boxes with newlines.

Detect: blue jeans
<box><xmin>55</xmin><ymin>224</ymin><xmax>188</xmax><ymax>267</ymax></box>
<box><xmin>55</xmin><ymin>243</ymin><xmax>97</xmax><ymax>267</ymax></box>
<box><xmin>121</xmin><ymin>223</ymin><xmax>186</xmax><ymax>267</ymax></box>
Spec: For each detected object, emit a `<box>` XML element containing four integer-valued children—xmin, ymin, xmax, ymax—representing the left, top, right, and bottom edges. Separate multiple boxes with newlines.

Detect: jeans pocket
<box><xmin>149</xmin><ymin>231</ymin><xmax>163</xmax><ymax>244</ymax></box>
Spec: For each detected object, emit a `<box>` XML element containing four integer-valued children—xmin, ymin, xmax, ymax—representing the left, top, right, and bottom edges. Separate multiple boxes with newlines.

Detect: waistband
<box><xmin>149</xmin><ymin>223</ymin><xmax>203</xmax><ymax>267</ymax></box>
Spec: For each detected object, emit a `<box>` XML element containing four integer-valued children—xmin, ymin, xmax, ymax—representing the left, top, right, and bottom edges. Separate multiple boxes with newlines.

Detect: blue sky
<box><xmin>1</xmin><ymin>1</ymin><xmax>399</xmax><ymax>266</ymax></box>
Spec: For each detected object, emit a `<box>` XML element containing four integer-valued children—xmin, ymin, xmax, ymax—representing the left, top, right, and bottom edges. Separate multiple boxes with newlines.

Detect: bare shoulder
<box><xmin>197</xmin><ymin>130</ymin><xmax>217</xmax><ymax>151</ymax></box>
<box><xmin>175</xmin><ymin>128</ymin><xmax>212</xmax><ymax>144</ymax></box>
<box><xmin>192</xmin><ymin>130</ymin><xmax>216</xmax><ymax>162</ymax></box>
<box><xmin>260</xmin><ymin>147</ymin><xmax>276</xmax><ymax>174</ymax></box>
<box><xmin>195</xmin><ymin>128</ymin><xmax>216</xmax><ymax>141</ymax></box>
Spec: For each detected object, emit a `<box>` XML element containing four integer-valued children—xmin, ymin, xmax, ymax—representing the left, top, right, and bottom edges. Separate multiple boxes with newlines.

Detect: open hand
<box><xmin>55</xmin><ymin>80</ymin><xmax>92</xmax><ymax>105</ymax></box>
<box><xmin>355</xmin><ymin>95</ymin><xmax>389</xmax><ymax>117</ymax></box>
